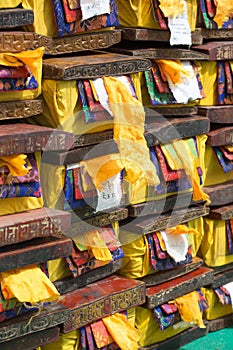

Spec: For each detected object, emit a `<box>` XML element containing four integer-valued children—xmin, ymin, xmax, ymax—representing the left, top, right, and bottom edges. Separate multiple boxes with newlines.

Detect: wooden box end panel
<box><xmin>0</xmin><ymin>9</ymin><xmax>34</xmax><ymax>29</ymax></box>
<box><xmin>193</xmin><ymin>41</ymin><xmax>233</xmax><ymax>60</ymax></box>
<box><xmin>60</xmin><ymin>275</ymin><xmax>146</xmax><ymax>332</ymax></box>
<box><xmin>0</xmin><ymin>32</ymin><xmax>52</xmax><ymax>52</ymax></box>
<box><xmin>0</xmin><ymin>100</ymin><xmax>43</xmax><ymax>121</ymax></box>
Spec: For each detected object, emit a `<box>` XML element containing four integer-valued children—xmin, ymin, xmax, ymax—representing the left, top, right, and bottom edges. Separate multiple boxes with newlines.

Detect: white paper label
<box><xmin>166</xmin><ymin>61</ymin><xmax>202</xmax><ymax>104</ymax></box>
<box><xmin>223</xmin><ymin>282</ymin><xmax>233</xmax><ymax>308</ymax></box>
<box><xmin>80</xmin><ymin>0</ymin><xmax>110</xmax><ymax>21</ymax></box>
<box><xmin>160</xmin><ymin>230</ymin><xmax>188</xmax><ymax>263</ymax></box>
<box><xmin>92</xmin><ymin>77</ymin><xmax>113</xmax><ymax>117</ymax></box>
<box><xmin>168</xmin><ymin>1</ymin><xmax>192</xmax><ymax>47</ymax></box>
<box><xmin>95</xmin><ymin>173</ymin><xmax>122</xmax><ymax>212</ymax></box>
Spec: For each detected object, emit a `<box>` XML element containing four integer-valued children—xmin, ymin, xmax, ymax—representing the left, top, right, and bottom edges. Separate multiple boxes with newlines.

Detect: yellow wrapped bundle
<box><xmin>203</xmin><ymin>288</ymin><xmax>233</xmax><ymax>321</ymax></box>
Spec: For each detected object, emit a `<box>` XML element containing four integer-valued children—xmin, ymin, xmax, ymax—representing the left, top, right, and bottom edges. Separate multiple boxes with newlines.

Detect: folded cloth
<box><xmin>213</xmin><ymin>146</ymin><xmax>233</xmax><ymax>173</ymax></box>
<box><xmin>0</xmin><ymin>181</ymin><xmax>41</xmax><ymax>199</ymax></box>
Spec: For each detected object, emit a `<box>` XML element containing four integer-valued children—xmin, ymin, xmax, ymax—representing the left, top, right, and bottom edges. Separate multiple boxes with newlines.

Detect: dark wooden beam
<box><xmin>204</xmin><ymin>182</ymin><xmax>233</xmax><ymax>207</ymax></box>
<box><xmin>0</xmin><ymin>208</ymin><xmax>71</xmax><ymax>247</ymax></box>
<box><xmin>146</xmin><ymin>267</ymin><xmax>213</xmax><ymax>309</ymax></box>
<box><xmin>208</xmin><ymin>314</ymin><xmax>233</xmax><ymax>332</ymax></box>
<box><xmin>193</xmin><ymin>41</ymin><xmax>233</xmax><ymax>60</ymax></box>
<box><xmin>198</xmin><ymin>106</ymin><xmax>233</xmax><ymax>124</ymax></box>
<box><xmin>0</xmin><ymin>236</ymin><xmax>73</xmax><ymax>272</ymax></box>
<box><xmin>0</xmin><ymin>100</ymin><xmax>43</xmax><ymax>120</ymax></box>
<box><xmin>60</xmin><ymin>275</ymin><xmax>146</xmax><ymax>332</ymax></box>
<box><xmin>0</xmin><ymin>124</ymin><xmax>75</xmax><ymax>156</ymax></box>
<box><xmin>207</xmin><ymin>127</ymin><xmax>233</xmax><ymax>146</ymax></box>
<box><xmin>208</xmin><ymin>204</ymin><xmax>233</xmax><ymax>220</ymax></box>
<box><xmin>42</xmin><ymin>53</ymin><xmax>151</xmax><ymax>80</ymax></box>
<box><xmin>0</xmin><ymin>9</ymin><xmax>34</xmax><ymax>28</ymax></box>
<box><xmin>46</xmin><ymin>30</ymin><xmax>121</xmax><ymax>55</ymax></box>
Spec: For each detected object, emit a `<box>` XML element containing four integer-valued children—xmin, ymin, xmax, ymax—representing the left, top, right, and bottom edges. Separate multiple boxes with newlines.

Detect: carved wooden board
<box><xmin>213</xmin><ymin>261</ymin><xmax>233</xmax><ymax>275</ymax></box>
<box><xmin>193</xmin><ymin>41</ymin><xmax>233</xmax><ymax>60</ymax></box>
<box><xmin>207</xmin><ymin>127</ymin><xmax>233</xmax><ymax>146</ymax></box>
<box><xmin>198</xmin><ymin>28</ymin><xmax>233</xmax><ymax>41</ymax></box>
<box><xmin>204</xmin><ymin>181</ymin><xmax>233</xmax><ymax>207</ymax></box>
<box><xmin>0</xmin><ymin>100</ymin><xmax>43</xmax><ymax>120</ymax></box>
<box><xmin>146</xmin><ymin>267</ymin><xmax>213</xmax><ymax>309</ymax></box>
<box><xmin>67</xmin><ymin>208</ymin><xmax>128</xmax><ymax>236</ymax></box>
<box><xmin>140</xmin><ymin>257</ymin><xmax>203</xmax><ymax>287</ymax></box>
<box><xmin>199</xmin><ymin>106</ymin><xmax>233</xmax><ymax>124</ymax></box>
<box><xmin>139</xmin><ymin>324</ymin><xmax>209</xmax><ymax>350</ymax></box>
<box><xmin>0</xmin><ymin>236</ymin><xmax>72</xmax><ymax>272</ymax></box>
<box><xmin>0</xmin><ymin>208</ymin><xmax>71</xmax><ymax>247</ymax></box>
<box><xmin>46</xmin><ymin>30</ymin><xmax>121</xmax><ymax>55</ymax></box>
<box><xmin>0</xmin><ymin>9</ymin><xmax>33</xmax><ymax>29</ymax></box>
<box><xmin>127</xmin><ymin>194</ymin><xmax>202</xmax><ymax>218</ymax></box>
<box><xmin>208</xmin><ymin>314</ymin><xmax>233</xmax><ymax>332</ymax></box>
<box><xmin>42</xmin><ymin>53</ymin><xmax>151</xmax><ymax>80</ymax></box>
<box><xmin>54</xmin><ymin>259</ymin><xmax>123</xmax><ymax>295</ymax></box>
<box><xmin>60</xmin><ymin>275</ymin><xmax>146</xmax><ymax>332</ymax></box>
<box><xmin>145</xmin><ymin>115</ymin><xmax>210</xmax><ymax>147</ymax></box>
<box><xmin>0</xmin><ymin>303</ymin><xmax>69</xmax><ymax>343</ymax></box>
<box><xmin>0</xmin><ymin>32</ymin><xmax>52</xmax><ymax>52</ymax></box>
<box><xmin>146</xmin><ymin>106</ymin><xmax>198</xmax><ymax>116</ymax></box>
<box><xmin>121</xmin><ymin>28</ymin><xmax>203</xmax><ymax>45</ymax></box>
<box><xmin>122</xmin><ymin>206</ymin><xmax>209</xmax><ymax>235</ymax></box>
<box><xmin>0</xmin><ymin>124</ymin><xmax>75</xmax><ymax>156</ymax></box>
<box><xmin>0</xmin><ymin>327</ymin><xmax>59</xmax><ymax>350</ymax></box>
<box><xmin>211</xmin><ymin>268</ymin><xmax>233</xmax><ymax>288</ymax></box>
<box><xmin>208</xmin><ymin>204</ymin><xmax>233</xmax><ymax>220</ymax></box>
<box><xmin>110</xmin><ymin>45</ymin><xmax>208</xmax><ymax>60</ymax></box>
<box><xmin>43</xmin><ymin>140</ymin><xmax>119</xmax><ymax>166</ymax></box>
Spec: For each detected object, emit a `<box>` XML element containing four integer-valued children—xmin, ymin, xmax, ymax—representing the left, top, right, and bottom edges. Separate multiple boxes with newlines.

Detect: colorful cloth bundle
<box><xmin>0</xmin><ymin>64</ymin><xmax>38</xmax><ymax>92</ymax></box>
<box><xmin>214</xmin><ymin>287</ymin><xmax>232</xmax><ymax>305</ymax></box>
<box><xmin>213</xmin><ymin>146</ymin><xmax>233</xmax><ymax>173</ymax></box>
<box><xmin>65</xmin><ymin>226</ymin><xmax>124</xmax><ymax>278</ymax></box>
<box><xmin>50</xmin><ymin>0</ymin><xmax>119</xmax><ymax>37</ymax></box>
<box><xmin>153</xmin><ymin>290</ymin><xmax>208</xmax><ymax>331</ymax></box>
<box><xmin>218</xmin><ymin>61</ymin><xmax>233</xmax><ymax>105</ymax></box>
<box><xmin>145</xmin><ymin>60</ymin><xmax>205</xmax><ymax>106</ymax></box>
<box><xmin>0</xmin><ymin>154</ymin><xmax>42</xmax><ymax>200</ymax></box>
<box><xmin>198</xmin><ymin>0</ymin><xmax>233</xmax><ymax>28</ymax></box>
<box><xmin>77</xmin><ymin>76</ymin><xmax>137</xmax><ymax>124</ymax></box>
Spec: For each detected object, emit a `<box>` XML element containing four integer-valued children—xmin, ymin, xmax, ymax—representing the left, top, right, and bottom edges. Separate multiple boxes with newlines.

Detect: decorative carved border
<box><xmin>0</xmin><ymin>9</ymin><xmax>34</xmax><ymax>29</ymax></box>
<box><xmin>0</xmin><ymin>32</ymin><xmax>52</xmax><ymax>52</ymax></box>
<box><xmin>0</xmin><ymin>100</ymin><xmax>43</xmax><ymax>120</ymax></box>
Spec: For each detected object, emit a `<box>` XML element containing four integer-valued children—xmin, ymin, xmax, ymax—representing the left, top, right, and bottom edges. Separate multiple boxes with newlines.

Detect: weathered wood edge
<box><xmin>140</xmin><ymin>257</ymin><xmax>203</xmax><ymax>287</ymax></box>
<box><xmin>204</xmin><ymin>182</ymin><xmax>233</xmax><ymax>207</ymax></box>
<box><xmin>207</xmin><ymin>127</ymin><xmax>233</xmax><ymax>146</ymax></box>
<box><xmin>45</xmin><ymin>30</ymin><xmax>121</xmax><ymax>55</ymax></box>
<box><xmin>0</xmin><ymin>32</ymin><xmax>52</xmax><ymax>52</ymax></box>
<box><xmin>207</xmin><ymin>204</ymin><xmax>233</xmax><ymax>220</ymax></box>
<box><xmin>54</xmin><ymin>259</ymin><xmax>123</xmax><ymax>294</ymax></box>
<box><xmin>198</xmin><ymin>106</ymin><xmax>233</xmax><ymax>124</ymax></box>
<box><xmin>211</xmin><ymin>268</ymin><xmax>233</xmax><ymax>288</ymax></box>
<box><xmin>0</xmin><ymin>99</ymin><xmax>43</xmax><ymax>120</ymax></box>
<box><xmin>208</xmin><ymin>314</ymin><xmax>233</xmax><ymax>332</ymax></box>
<box><xmin>0</xmin><ymin>9</ymin><xmax>34</xmax><ymax>29</ymax></box>
<box><xmin>146</xmin><ymin>267</ymin><xmax>213</xmax><ymax>308</ymax></box>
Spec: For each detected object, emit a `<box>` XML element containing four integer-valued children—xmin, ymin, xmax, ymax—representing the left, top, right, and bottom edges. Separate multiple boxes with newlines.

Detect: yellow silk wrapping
<box><xmin>77</xmin><ymin>230</ymin><xmax>112</xmax><ymax>261</ymax></box>
<box><xmin>156</xmin><ymin>60</ymin><xmax>190</xmax><ymax>85</ymax></box>
<box><xmin>198</xmin><ymin>218</ymin><xmax>233</xmax><ymax>267</ymax></box>
<box><xmin>47</xmin><ymin>258</ymin><xmax>72</xmax><ymax>283</ymax></box>
<box><xmin>196</xmin><ymin>61</ymin><xmax>218</xmax><ymax>106</ymax></box>
<box><xmin>41</xmin><ymin>330</ymin><xmax>81</xmax><ymax>350</ymax></box>
<box><xmin>174</xmin><ymin>291</ymin><xmax>206</xmax><ymax>328</ymax></box>
<box><xmin>0</xmin><ymin>265</ymin><xmax>59</xmax><ymax>303</ymax></box>
<box><xmin>158</xmin><ymin>0</ymin><xmax>185</xmax><ymax>18</ymax></box>
<box><xmin>214</xmin><ymin>1</ymin><xmax>233</xmax><ymax>28</ymax></box>
<box><xmin>188</xmin><ymin>217</ymin><xmax>205</xmax><ymax>257</ymax></box>
<box><xmin>117</xmin><ymin>0</ymin><xmax>197</xmax><ymax>31</ymax></box>
<box><xmin>135</xmin><ymin>306</ymin><xmax>190</xmax><ymax>347</ymax></box>
<box><xmin>0</xmin><ymin>48</ymin><xmax>43</xmax><ymax>102</ymax></box>
<box><xmin>0</xmin><ymin>152</ymin><xmax>43</xmax><ymax>216</ymax></box>
<box><xmin>0</xmin><ymin>154</ymin><xmax>28</xmax><ymax>176</ymax></box>
<box><xmin>102</xmin><ymin>313</ymin><xmax>141</xmax><ymax>350</ymax></box>
<box><xmin>202</xmin><ymin>288</ymin><xmax>233</xmax><ymax>321</ymax></box>
<box><xmin>81</xmin><ymin>77</ymin><xmax>159</xmax><ymax>191</ymax></box>
<box><xmin>203</xmin><ymin>146</ymin><xmax>233</xmax><ymax>186</ymax></box>
<box><xmin>166</xmin><ymin>224</ymin><xmax>199</xmax><ymax>236</ymax></box>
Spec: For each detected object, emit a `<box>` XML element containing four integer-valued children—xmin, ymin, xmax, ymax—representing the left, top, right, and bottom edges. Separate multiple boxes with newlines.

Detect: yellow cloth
<box><xmin>47</xmin><ymin>258</ymin><xmax>72</xmax><ymax>283</ymax></box>
<box><xmin>198</xmin><ymin>218</ymin><xmax>233</xmax><ymax>267</ymax></box>
<box><xmin>119</xmin><ymin>232</ymin><xmax>150</xmax><ymax>279</ymax></box>
<box><xmin>225</xmin><ymin>146</ymin><xmax>233</xmax><ymax>152</ymax></box>
<box><xmin>135</xmin><ymin>306</ymin><xmax>190</xmax><ymax>347</ymax></box>
<box><xmin>158</xmin><ymin>0</ymin><xmax>185</xmax><ymax>18</ymax></box>
<box><xmin>0</xmin><ymin>154</ymin><xmax>28</xmax><ymax>176</ymax></box>
<box><xmin>102</xmin><ymin>313</ymin><xmax>141</xmax><ymax>350</ymax></box>
<box><xmin>174</xmin><ymin>291</ymin><xmax>206</xmax><ymax>328</ymax></box>
<box><xmin>0</xmin><ymin>265</ymin><xmax>59</xmax><ymax>303</ymax></box>
<box><xmin>117</xmin><ymin>0</ymin><xmax>197</xmax><ymax>31</ymax></box>
<box><xmin>166</xmin><ymin>224</ymin><xmax>200</xmax><ymax>236</ymax></box>
<box><xmin>76</xmin><ymin>230</ymin><xmax>112</xmax><ymax>261</ymax></box>
<box><xmin>188</xmin><ymin>217</ymin><xmax>205</xmax><ymax>257</ymax></box>
<box><xmin>41</xmin><ymin>330</ymin><xmax>81</xmax><ymax>350</ymax></box>
<box><xmin>81</xmin><ymin>77</ymin><xmax>159</xmax><ymax>191</ymax></box>
<box><xmin>0</xmin><ymin>152</ymin><xmax>43</xmax><ymax>216</ymax></box>
<box><xmin>203</xmin><ymin>288</ymin><xmax>233</xmax><ymax>321</ymax></box>
<box><xmin>203</xmin><ymin>146</ymin><xmax>233</xmax><ymax>186</ymax></box>
<box><xmin>214</xmin><ymin>1</ymin><xmax>233</xmax><ymax>28</ymax></box>
<box><xmin>196</xmin><ymin>61</ymin><xmax>218</xmax><ymax>106</ymax></box>
<box><xmin>0</xmin><ymin>48</ymin><xmax>43</xmax><ymax>102</ymax></box>
<box><xmin>156</xmin><ymin>59</ymin><xmax>190</xmax><ymax>84</ymax></box>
